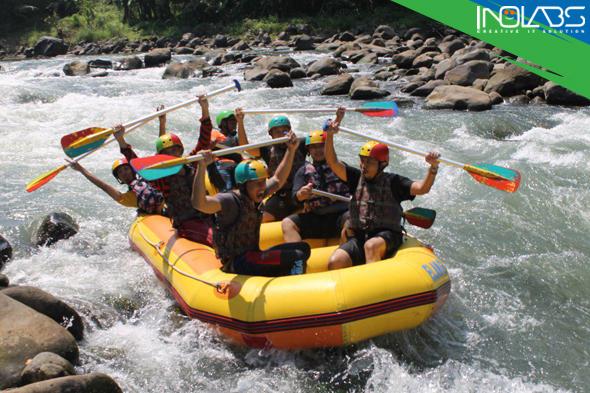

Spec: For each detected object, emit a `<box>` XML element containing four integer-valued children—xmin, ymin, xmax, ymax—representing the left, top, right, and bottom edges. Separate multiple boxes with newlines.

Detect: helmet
<box><xmin>359</xmin><ymin>141</ymin><xmax>389</xmax><ymax>162</ymax></box>
<box><xmin>155</xmin><ymin>133</ymin><xmax>183</xmax><ymax>153</ymax></box>
<box><xmin>111</xmin><ymin>158</ymin><xmax>130</xmax><ymax>178</ymax></box>
<box><xmin>305</xmin><ymin>130</ymin><xmax>326</xmax><ymax>146</ymax></box>
<box><xmin>234</xmin><ymin>160</ymin><xmax>269</xmax><ymax>184</ymax></box>
<box><xmin>216</xmin><ymin>110</ymin><xmax>235</xmax><ymax>128</ymax></box>
<box><xmin>268</xmin><ymin>115</ymin><xmax>291</xmax><ymax>132</ymax></box>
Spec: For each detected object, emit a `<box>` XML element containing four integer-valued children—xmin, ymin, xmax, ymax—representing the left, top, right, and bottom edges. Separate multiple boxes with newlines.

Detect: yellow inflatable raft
<box><xmin>129</xmin><ymin>215</ymin><xmax>450</xmax><ymax>349</ymax></box>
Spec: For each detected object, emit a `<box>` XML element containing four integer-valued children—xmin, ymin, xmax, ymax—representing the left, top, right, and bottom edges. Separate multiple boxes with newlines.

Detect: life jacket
<box><xmin>129</xmin><ymin>178</ymin><xmax>164</xmax><ymax>214</ymax></box>
<box><xmin>349</xmin><ymin>171</ymin><xmax>403</xmax><ymax>233</ymax></box>
<box><xmin>303</xmin><ymin>161</ymin><xmax>350</xmax><ymax>213</ymax></box>
<box><xmin>164</xmin><ymin>166</ymin><xmax>209</xmax><ymax>227</ymax></box>
<box><xmin>267</xmin><ymin>144</ymin><xmax>306</xmax><ymax>191</ymax></box>
<box><xmin>213</xmin><ymin>191</ymin><xmax>262</xmax><ymax>271</ymax></box>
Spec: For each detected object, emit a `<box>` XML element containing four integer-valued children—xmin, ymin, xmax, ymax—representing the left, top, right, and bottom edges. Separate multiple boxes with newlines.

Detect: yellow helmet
<box><xmin>305</xmin><ymin>130</ymin><xmax>326</xmax><ymax>146</ymax></box>
<box><xmin>234</xmin><ymin>159</ymin><xmax>269</xmax><ymax>184</ymax></box>
<box><xmin>359</xmin><ymin>140</ymin><xmax>389</xmax><ymax>162</ymax></box>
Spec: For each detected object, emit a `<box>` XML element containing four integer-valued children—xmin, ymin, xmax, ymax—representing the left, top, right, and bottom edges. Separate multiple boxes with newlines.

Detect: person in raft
<box><xmin>238</xmin><ymin>115</ymin><xmax>307</xmax><ymax>222</ymax></box>
<box><xmin>323</xmin><ymin>118</ymin><xmax>441</xmax><ymax>270</ymax></box>
<box><xmin>281</xmin><ymin>109</ymin><xmax>351</xmax><ymax>242</ymax></box>
<box><xmin>191</xmin><ymin>132</ymin><xmax>311</xmax><ymax>276</ymax></box>
<box><xmin>67</xmin><ymin>129</ymin><xmax>164</xmax><ymax>215</ymax></box>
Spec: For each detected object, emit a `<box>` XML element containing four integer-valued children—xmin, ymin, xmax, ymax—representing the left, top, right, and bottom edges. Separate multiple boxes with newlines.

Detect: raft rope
<box><xmin>136</xmin><ymin>226</ymin><xmax>229</xmax><ymax>294</ymax></box>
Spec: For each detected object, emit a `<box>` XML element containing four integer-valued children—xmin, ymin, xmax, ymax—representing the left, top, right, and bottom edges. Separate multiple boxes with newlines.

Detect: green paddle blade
<box><xmin>131</xmin><ymin>154</ymin><xmax>183</xmax><ymax>181</ymax></box>
<box><xmin>403</xmin><ymin>207</ymin><xmax>436</xmax><ymax>229</ymax></box>
<box><xmin>465</xmin><ymin>163</ymin><xmax>521</xmax><ymax>193</ymax></box>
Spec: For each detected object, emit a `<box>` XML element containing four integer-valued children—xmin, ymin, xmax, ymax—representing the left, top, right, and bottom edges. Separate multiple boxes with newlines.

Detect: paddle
<box><xmin>63</xmin><ymin>80</ymin><xmax>242</xmax><ymax>156</ymax></box>
<box><xmin>310</xmin><ymin>189</ymin><xmax>436</xmax><ymax>229</ymax></box>
<box><xmin>336</xmin><ymin>126</ymin><xmax>521</xmax><ymax>193</ymax></box>
<box><xmin>131</xmin><ymin>136</ymin><xmax>290</xmax><ymax>181</ymax></box>
<box><xmin>242</xmin><ymin>101</ymin><xmax>398</xmax><ymax>118</ymax></box>
<box><xmin>26</xmin><ymin>120</ymin><xmax>150</xmax><ymax>192</ymax></box>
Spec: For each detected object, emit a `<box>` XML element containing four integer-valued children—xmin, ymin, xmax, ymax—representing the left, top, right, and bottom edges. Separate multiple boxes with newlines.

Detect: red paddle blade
<box><xmin>26</xmin><ymin>165</ymin><xmax>67</xmax><ymax>192</ymax></box>
<box><xmin>131</xmin><ymin>154</ymin><xmax>183</xmax><ymax>181</ymax></box>
<box><xmin>61</xmin><ymin>127</ymin><xmax>109</xmax><ymax>158</ymax></box>
<box><xmin>465</xmin><ymin>163</ymin><xmax>521</xmax><ymax>193</ymax></box>
<box><xmin>403</xmin><ymin>207</ymin><xmax>436</xmax><ymax>229</ymax></box>
<box><xmin>358</xmin><ymin>101</ymin><xmax>399</xmax><ymax>117</ymax></box>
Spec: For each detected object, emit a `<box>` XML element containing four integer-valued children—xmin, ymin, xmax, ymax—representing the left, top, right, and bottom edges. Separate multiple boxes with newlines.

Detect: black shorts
<box><xmin>263</xmin><ymin>190</ymin><xmax>298</xmax><ymax>220</ymax></box>
<box><xmin>339</xmin><ymin>230</ymin><xmax>403</xmax><ymax>265</ymax></box>
<box><xmin>287</xmin><ymin>211</ymin><xmax>348</xmax><ymax>239</ymax></box>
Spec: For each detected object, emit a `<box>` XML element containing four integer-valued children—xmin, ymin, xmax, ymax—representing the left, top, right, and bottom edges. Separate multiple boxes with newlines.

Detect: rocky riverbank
<box><xmin>2</xmin><ymin>24</ymin><xmax>588</xmax><ymax>110</ymax></box>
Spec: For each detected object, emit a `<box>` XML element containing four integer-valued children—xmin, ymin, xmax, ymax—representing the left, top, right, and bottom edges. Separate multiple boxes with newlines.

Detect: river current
<box><xmin>1</xmin><ymin>51</ymin><xmax>589</xmax><ymax>392</ymax></box>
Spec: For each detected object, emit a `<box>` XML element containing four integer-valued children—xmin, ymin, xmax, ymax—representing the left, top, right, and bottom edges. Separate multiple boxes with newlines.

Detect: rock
<box><xmin>356</xmin><ymin>52</ymin><xmax>378</xmax><ymax>64</ymax></box>
<box><xmin>63</xmin><ymin>61</ymin><xmax>90</xmax><ymax>76</ymax></box>
<box><xmin>0</xmin><ymin>294</ymin><xmax>79</xmax><ymax>389</ymax></box>
<box><xmin>530</xmin><ymin>96</ymin><xmax>545</xmax><ymax>105</ymax></box>
<box><xmin>1</xmin><ymin>286</ymin><xmax>84</xmax><ymax>340</ymax></box>
<box><xmin>244</xmin><ymin>67</ymin><xmax>268</xmax><ymax>81</ymax></box>
<box><xmin>289</xmin><ymin>67</ymin><xmax>307</xmax><ymax>79</ymax></box>
<box><xmin>0</xmin><ymin>273</ymin><xmax>8</xmax><ymax>287</ymax></box>
<box><xmin>509</xmin><ymin>95</ymin><xmax>530</xmax><ymax>105</ymax></box>
<box><xmin>434</xmin><ymin>58</ymin><xmax>457</xmax><ymax>79</ymax></box>
<box><xmin>89</xmin><ymin>71</ymin><xmax>108</xmax><ymax>78</ymax></box>
<box><xmin>213</xmin><ymin>34</ymin><xmax>229</xmax><ymax>48</ymax></box>
<box><xmin>392</xmin><ymin>49</ymin><xmax>417</xmax><ymax>69</ymax></box>
<box><xmin>293</xmin><ymin>34</ymin><xmax>315</xmax><ymax>50</ymax></box>
<box><xmin>404</xmin><ymin>27</ymin><xmax>425</xmax><ymax>40</ymax></box>
<box><xmin>162</xmin><ymin>62</ymin><xmax>196</xmax><ymax>79</ymax></box>
<box><xmin>6</xmin><ymin>372</ymin><xmax>122</xmax><ymax>393</ymax></box>
<box><xmin>416</xmin><ymin>46</ymin><xmax>440</xmax><ymax>56</ymax></box>
<box><xmin>439</xmin><ymin>39</ymin><xmax>465</xmax><ymax>55</ymax></box>
<box><xmin>321</xmin><ymin>74</ymin><xmax>354</xmax><ymax>95</ymax></box>
<box><xmin>306</xmin><ymin>57</ymin><xmax>342</xmax><ymax>77</ymax></box>
<box><xmin>423</xmin><ymin>37</ymin><xmax>438</xmax><ymax>47</ymax></box>
<box><xmin>339</xmin><ymin>31</ymin><xmax>356</xmax><ymax>42</ymax></box>
<box><xmin>115</xmin><ymin>56</ymin><xmax>143</xmax><ymax>70</ymax></box>
<box><xmin>201</xmin><ymin>66</ymin><xmax>223</xmax><ymax>78</ymax></box>
<box><xmin>489</xmin><ymin>91</ymin><xmax>504</xmax><ymax>105</ymax></box>
<box><xmin>0</xmin><ymin>234</ymin><xmax>12</xmax><ymax>267</ymax></box>
<box><xmin>174</xmin><ymin>46</ymin><xmax>193</xmax><ymax>55</ymax></box>
<box><xmin>33</xmin><ymin>213</ymin><xmax>78</xmax><ymax>247</ymax></box>
<box><xmin>349</xmin><ymin>77</ymin><xmax>389</xmax><ymax>100</ymax></box>
<box><xmin>472</xmin><ymin>78</ymin><xmax>488</xmax><ymax>91</ymax></box>
<box><xmin>543</xmin><ymin>81</ymin><xmax>590</xmax><ymax>106</ymax></box>
<box><xmin>425</xmin><ymin>85</ymin><xmax>492</xmax><ymax>111</ymax></box>
<box><xmin>455</xmin><ymin>48</ymin><xmax>492</xmax><ymax>64</ymax></box>
<box><xmin>401</xmin><ymin>81</ymin><xmax>425</xmax><ymax>94</ymax></box>
<box><xmin>371</xmin><ymin>38</ymin><xmax>386</xmax><ymax>47</ymax></box>
<box><xmin>374</xmin><ymin>25</ymin><xmax>396</xmax><ymax>40</ymax></box>
<box><xmin>484</xmin><ymin>64</ymin><xmax>546</xmax><ymax>97</ymax></box>
<box><xmin>410</xmin><ymin>80</ymin><xmax>449</xmax><ymax>97</ymax></box>
<box><xmin>263</xmin><ymin>69</ymin><xmax>293</xmax><ymax>88</ymax></box>
<box><xmin>187</xmin><ymin>37</ymin><xmax>203</xmax><ymax>48</ymax></box>
<box><xmin>412</xmin><ymin>54</ymin><xmax>433</xmax><ymax>68</ymax></box>
<box><xmin>20</xmin><ymin>352</ymin><xmax>75</xmax><ymax>385</ymax></box>
<box><xmin>278</xmin><ymin>31</ymin><xmax>290</xmax><ymax>41</ymax></box>
<box><xmin>33</xmin><ymin>37</ymin><xmax>68</xmax><ymax>57</ymax></box>
<box><xmin>87</xmin><ymin>59</ymin><xmax>112</xmax><ymax>69</ymax></box>
<box><xmin>144</xmin><ymin>48</ymin><xmax>171</xmax><ymax>67</ymax></box>
<box><xmin>316</xmin><ymin>42</ymin><xmax>341</xmax><ymax>52</ymax></box>
<box><xmin>231</xmin><ymin>40</ymin><xmax>250</xmax><ymax>51</ymax></box>
<box><xmin>255</xmin><ymin>56</ymin><xmax>301</xmax><ymax>72</ymax></box>
<box><xmin>444</xmin><ymin>60</ymin><xmax>492</xmax><ymax>86</ymax></box>
<box><xmin>333</xmin><ymin>42</ymin><xmax>361</xmax><ymax>57</ymax></box>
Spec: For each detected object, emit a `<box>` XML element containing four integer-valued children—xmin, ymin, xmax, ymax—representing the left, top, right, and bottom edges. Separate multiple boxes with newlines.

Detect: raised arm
<box><xmin>410</xmin><ymin>151</ymin><xmax>440</xmax><ymax>196</ymax></box>
<box><xmin>191</xmin><ymin>95</ymin><xmax>213</xmax><ymax>155</ymax></box>
<box><xmin>68</xmin><ymin>160</ymin><xmax>124</xmax><ymax>202</ymax></box>
<box><xmin>324</xmin><ymin>108</ymin><xmax>347</xmax><ymax>181</ymax></box>
<box><xmin>235</xmin><ymin>107</ymin><xmax>260</xmax><ymax>157</ymax></box>
<box><xmin>157</xmin><ymin>104</ymin><xmax>166</xmax><ymax>136</ymax></box>
<box><xmin>266</xmin><ymin>131</ymin><xmax>299</xmax><ymax>195</ymax></box>
<box><xmin>192</xmin><ymin>151</ymin><xmax>222</xmax><ymax>214</ymax></box>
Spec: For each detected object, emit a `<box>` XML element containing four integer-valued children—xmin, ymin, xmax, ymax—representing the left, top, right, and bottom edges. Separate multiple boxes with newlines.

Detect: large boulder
<box><xmin>306</xmin><ymin>57</ymin><xmax>342</xmax><ymax>77</ymax></box>
<box><xmin>455</xmin><ymin>48</ymin><xmax>492</xmax><ymax>64</ymax></box>
<box><xmin>444</xmin><ymin>60</ymin><xmax>492</xmax><ymax>86</ymax></box>
<box><xmin>144</xmin><ymin>48</ymin><xmax>171</xmax><ymax>68</ymax></box>
<box><xmin>0</xmin><ymin>294</ymin><xmax>79</xmax><ymax>389</ymax></box>
<box><xmin>439</xmin><ymin>39</ymin><xmax>465</xmax><ymax>55</ymax></box>
<box><xmin>62</xmin><ymin>61</ymin><xmax>90</xmax><ymax>76</ymax></box>
<box><xmin>231</xmin><ymin>40</ymin><xmax>250</xmax><ymax>51</ymax></box>
<box><xmin>484</xmin><ymin>64</ymin><xmax>546</xmax><ymax>97</ymax></box>
<box><xmin>115</xmin><ymin>56</ymin><xmax>143</xmax><ymax>70</ymax></box>
<box><xmin>425</xmin><ymin>85</ymin><xmax>492</xmax><ymax>111</ymax></box>
<box><xmin>0</xmin><ymin>234</ymin><xmax>12</xmax><ymax>268</ymax></box>
<box><xmin>87</xmin><ymin>59</ymin><xmax>112</xmax><ymax>69</ymax></box>
<box><xmin>33</xmin><ymin>213</ymin><xmax>78</xmax><ymax>247</ymax></box>
<box><xmin>434</xmin><ymin>58</ymin><xmax>457</xmax><ymax>79</ymax></box>
<box><xmin>20</xmin><ymin>352</ymin><xmax>75</xmax><ymax>385</ymax></box>
<box><xmin>374</xmin><ymin>25</ymin><xmax>396</xmax><ymax>40</ymax></box>
<box><xmin>349</xmin><ymin>77</ymin><xmax>389</xmax><ymax>100</ymax></box>
<box><xmin>162</xmin><ymin>62</ymin><xmax>196</xmax><ymax>79</ymax></box>
<box><xmin>543</xmin><ymin>82</ymin><xmax>590</xmax><ymax>106</ymax></box>
<box><xmin>410</xmin><ymin>80</ymin><xmax>449</xmax><ymax>97</ymax></box>
<box><xmin>293</xmin><ymin>34</ymin><xmax>315</xmax><ymax>50</ymax></box>
<box><xmin>321</xmin><ymin>73</ymin><xmax>354</xmax><ymax>95</ymax></box>
<box><xmin>412</xmin><ymin>53</ymin><xmax>434</xmax><ymax>68</ymax></box>
<box><xmin>1</xmin><ymin>286</ymin><xmax>84</xmax><ymax>340</ymax></box>
<box><xmin>33</xmin><ymin>37</ymin><xmax>67</xmax><ymax>57</ymax></box>
<box><xmin>213</xmin><ymin>34</ymin><xmax>228</xmax><ymax>48</ymax></box>
<box><xmin>263</xmin><ymin>69</ymin><xmax>293</xmax><ymax>88</ymax></box>
<box><xmin>289</xmin><ymin>67</ymin><xmax>307</xmax><ymax>79</ymax></box>
<box><xmin>392</xmin><ymin>49</ymin><xmax>418</xmax><ymax>69</ymax></box>
<box><xmin>244</xmin><ymin>55</ymin><xmax>300</xmax><ymax>81</ymax></box>
<box><xmin>5</xmin><ymin>373</ymin><xmax>122</xmax><ymax>393</ymax></box>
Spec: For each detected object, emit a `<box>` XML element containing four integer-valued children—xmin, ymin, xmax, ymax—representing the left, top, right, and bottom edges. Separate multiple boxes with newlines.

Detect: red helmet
<box><xmin>359</xmin><ymin>141</ymin><xmax>389</xmax><ymax>162</ymax></box>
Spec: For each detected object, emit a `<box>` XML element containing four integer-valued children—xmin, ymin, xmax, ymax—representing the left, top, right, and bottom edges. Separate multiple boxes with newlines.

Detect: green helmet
<box><xmin>215</xmin><ymin>110</ymin><xmax>235</xmax><ymax>128</ymax></box>
<box><xmin>268</xmin><ymin>115</ymin><xmax>291</xmax><ymax>131</ymax></box>
<box><xmin>234</xmin><ymin>160</ymin><xmax>269</xmax><ymax>184</ymax></box>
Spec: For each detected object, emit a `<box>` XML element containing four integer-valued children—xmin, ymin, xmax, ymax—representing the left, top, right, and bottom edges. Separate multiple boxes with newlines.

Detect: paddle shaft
<box><xmin>338</xmin><ymin>126</ymin><xmax>465</xmax><ymax>169</ymax></box>
<box><xmin>243</xmin><ymin>107</ymin><xmax>375</xmax><ymax>115</ymax></box>
<box><xmin>311</xmin><ymin>188</ymin><xmax>350</xmax><ymax>202</ymax></box>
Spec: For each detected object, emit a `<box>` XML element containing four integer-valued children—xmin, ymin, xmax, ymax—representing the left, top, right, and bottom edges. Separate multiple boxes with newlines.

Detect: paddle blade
<box><xmin>359</xmin><ymin>101</ymin><xmax>399</xmax><ymax>117</ymax></box>
<box><xmin>403</xmin><ymin>207</ymin><xmax>436</xmax><ymax>229</ymax></box>
<box><xmin>26</xmin><ymin>165</ymin><xmax>67</xmax><ymax>192</ymax></box>
<box><xmin>131</xmin><ymin>155</ymin><xmax>183</xmax><ymax>181</ymax></box>
<box><xmin>61</xmin><ymin>127</ymin><xmax>109</xmax><ymax>158</ymax></box>
<box><xmin>465</xmin><ymin>163</ymin><xmax>521</xmax><ymax>193</ymax></box>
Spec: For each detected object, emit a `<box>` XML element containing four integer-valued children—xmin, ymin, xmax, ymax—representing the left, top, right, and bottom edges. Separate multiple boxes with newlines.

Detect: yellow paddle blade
<box><xmin>26</xmin><ymin>165</ymin><xmax>67</xmax><ymax>192</ymax></box>
<box><xmin>68</xmin><ymin>128</ymin><xmax>114</xmax><ymax>149</ymax></box>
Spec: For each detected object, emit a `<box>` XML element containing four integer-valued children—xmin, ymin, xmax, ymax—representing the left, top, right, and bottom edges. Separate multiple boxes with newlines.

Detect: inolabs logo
<box><xmin>476</xmin><ymin>5</ymin><xmax>586</xmax><ymax>35</ymax></box>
